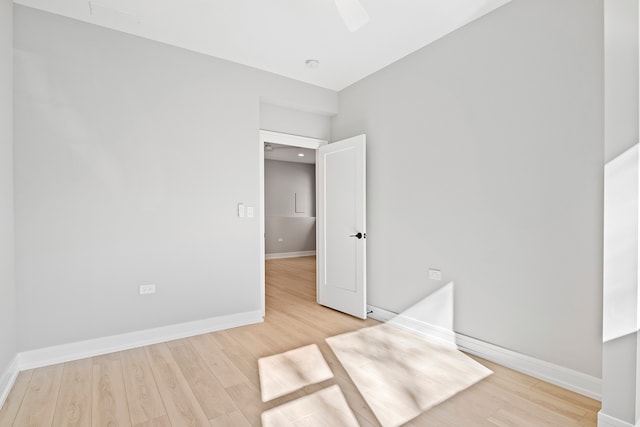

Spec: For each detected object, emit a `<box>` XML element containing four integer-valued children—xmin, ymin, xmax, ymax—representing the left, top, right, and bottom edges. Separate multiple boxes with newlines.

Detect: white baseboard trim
<box><xmin>456</xmin><ymin>333</ymin><xmax>601</xmax><ymax>400</ymax></box>
<box><xmin>598</xmin><ymin>411</ymin><xmax>639</xmax><ymax>427</ymax></box>
<box><xmin>367</xmin><ymin>305</ymin><xmax>457</xmax><ymax>348</ymax></box>
<box><xmin>366</xmin><ymin>304</ymin><xmax>396</xmax><ymax>323</ymax></box>
<box><xmin>265</xmin><ymin>251</ymin><xmax>316</xmax><ymax>260</ymax></box>
<box><xmin>18</xmin><ymin>310</ymin><xmax>263</xmax><ymax>370</ymax></box>
<box><xmin>367</xmin><ymin>304</ymin><xmax>601</xmax><ymax>401</ymax></box>
<box><xmin>0</xmin><ymin>355</ymin><xmax>19</xmax><ymax>410</ymax></box>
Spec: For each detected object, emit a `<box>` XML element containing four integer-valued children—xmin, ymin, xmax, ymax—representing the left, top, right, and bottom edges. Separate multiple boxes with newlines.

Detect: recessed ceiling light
<box><xmin>298</xmin><ymin>153</ymin><xmax>305</xmax><ymax>157</ymax></box>
<box><xmin>305</xmin><ymin>59</ymin><xmax>320</xmax><ymax>69</ymax></box>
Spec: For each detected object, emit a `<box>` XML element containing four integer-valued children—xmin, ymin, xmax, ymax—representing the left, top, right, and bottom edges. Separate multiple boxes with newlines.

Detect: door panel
<box><xmin>317</xmin><ymin>135</ymin><xmax>366</xmax><ymax>319</ymax></box>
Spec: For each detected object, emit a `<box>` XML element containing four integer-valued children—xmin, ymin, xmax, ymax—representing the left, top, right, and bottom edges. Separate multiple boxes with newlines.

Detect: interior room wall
<box><xmin>332</xmin><ymin>0</ymin><xmax>604</xmax><ymax>378</ymax></box>
<box><xmin>0</xmin><ymin>0</ymin><xmax>17</xmax><ymax>387</ymax></box>
<box><xmin>264</xmin><ymin>160</ymin><xmax>316</xmax><ymax>255</ymax></box>
<box><xmin>260</xmin><ymin>103</ymin><xmax>331</xmax><ymax>141</ymax></box>
<box><xmin>13</xmin><ymin>5</ymin><xmax>337</xmax><ymax>352</ymax></box>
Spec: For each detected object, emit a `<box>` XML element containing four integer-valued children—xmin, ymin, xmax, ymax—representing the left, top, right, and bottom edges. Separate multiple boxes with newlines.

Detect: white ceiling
<box><xmin>14</xmin><ymin>0</ymin><xmax>511</xmax><ymax>91</ymax></box>
<box><xmin>265</xmin><ymin>144</ymin><xmax>316</xmax><ymax>164</ymax></box>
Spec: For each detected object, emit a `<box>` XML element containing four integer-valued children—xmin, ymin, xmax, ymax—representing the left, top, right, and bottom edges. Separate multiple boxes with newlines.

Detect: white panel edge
<box><xmin>367</xmin><ymin>304</ymin><xmax>602</xmax><ymax>401</ymax></box>
<box><xmin>259</xmin><ymin>128</ymin><xmax>266</xmax><ymax>318</ymax></box>
<box><xmin>18</xmin><ymin>310</ymin><xmax>263</xmax><ymax>370</ymax></box>
<box><xmin>260</xmin><ymin>130</ymin><xmax>327</xmax><ymax>149</ymax></box>
<box><xmin>0</xmin><ymin>355</ymin><xmax>19</xmax><ymax>411</ymax></box>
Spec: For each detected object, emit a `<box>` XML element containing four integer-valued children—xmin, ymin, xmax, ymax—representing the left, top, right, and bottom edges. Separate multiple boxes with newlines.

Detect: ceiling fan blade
<box><xmin>334</xmin><ymin>0</ymin><xmax>369</xmax><ymax>32</ymax></box>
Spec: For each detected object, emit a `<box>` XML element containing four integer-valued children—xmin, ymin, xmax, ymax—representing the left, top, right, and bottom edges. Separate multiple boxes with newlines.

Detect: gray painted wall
<box><xmin>260</xmin><ymin>103</ymin><xmax>331</xmax><ymax>142</ymax></box>
<box><xmin>265</xmin><ymin>160</ymin><xmax>316</xmax><ymax>254</ymax></box>
<box><xmin>332</xmin><ymin>0</ymin><xmax>604</xmax><ymax>377</ymax></box>
<box><xmin>0</xmin><ymin>0</ymin><xmax>17</xmax><ymax>377</ymax></box>
<box><xmin>13</xmin><ymin>6</ymin><xmax>336</xmax><ymax>351</ymax></box>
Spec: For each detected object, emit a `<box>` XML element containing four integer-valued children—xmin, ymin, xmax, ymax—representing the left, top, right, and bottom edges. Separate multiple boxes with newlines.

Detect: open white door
<box><xmin>317</xmin><ymin>135</ymin><xmax>366</xmax><ymax>319</ymax></box>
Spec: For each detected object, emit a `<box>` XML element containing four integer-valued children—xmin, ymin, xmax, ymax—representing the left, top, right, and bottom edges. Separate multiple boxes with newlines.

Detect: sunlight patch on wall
<box><xmin>603</xmin><ymin>144</ymin><xmax>639</xmax><ymax>344</ymax></box>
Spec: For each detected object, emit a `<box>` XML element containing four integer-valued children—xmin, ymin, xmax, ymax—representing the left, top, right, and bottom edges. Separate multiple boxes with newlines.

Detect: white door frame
<box><xmin>258</xmin><ymin>130</ymin><xmax>328</xmax><ymax>316</ymax></box>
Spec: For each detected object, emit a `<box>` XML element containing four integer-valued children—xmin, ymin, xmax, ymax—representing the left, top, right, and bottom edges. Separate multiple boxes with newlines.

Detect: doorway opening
<box><xmin>259</xmin><ymin>130</ymin><xmax>327</xmax><ymax>316</ymax></box>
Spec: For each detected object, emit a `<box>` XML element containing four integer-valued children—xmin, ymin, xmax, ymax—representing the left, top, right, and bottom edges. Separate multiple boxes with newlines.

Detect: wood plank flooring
<box><xmin>0</xmin><ymin>256</ymin><xmax>600</xmax><ymax>426</ymax></box>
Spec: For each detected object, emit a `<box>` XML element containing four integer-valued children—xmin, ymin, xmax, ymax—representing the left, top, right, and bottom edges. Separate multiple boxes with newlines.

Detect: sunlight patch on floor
<box><xmin>258</xmin><ymin>344</ymin><xmax>334</xmax><ymax>402</ymax></box>
<box><xmin>327</xmin><ymin>323</ymin><xmax>493</xmax><ymax>427</ymax></box>
<box><xmin>261</xmin><ymin>385</ymin><xmax>359</xmax><ymax>427</ymax></box>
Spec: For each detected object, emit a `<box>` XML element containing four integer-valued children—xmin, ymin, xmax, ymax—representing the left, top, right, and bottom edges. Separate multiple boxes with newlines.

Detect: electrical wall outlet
<box><xmin>428</xmin><ymin>269</ymin><xmax>442</xmax><ymax>281</ymax></box>
<box><xmin>139</xmin><ymin>284</ymin><xmax>156</xmax><ymax>295</ymax></box>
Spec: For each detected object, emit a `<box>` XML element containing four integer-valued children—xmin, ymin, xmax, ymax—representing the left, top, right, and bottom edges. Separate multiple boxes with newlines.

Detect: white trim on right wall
<box><xmin>455</xmin><ymin>333</ymin><xmax>601</xmax><ymax>401</ymax></box>
<box><xmin>597</xmin><ymin>412</ymin><xmax>640</xmax><ymax>427</ymax></box>
<box><xmin>367</xmin><ymin>304</ymin><xmax>601</xmax><ymax>401</ymax></box>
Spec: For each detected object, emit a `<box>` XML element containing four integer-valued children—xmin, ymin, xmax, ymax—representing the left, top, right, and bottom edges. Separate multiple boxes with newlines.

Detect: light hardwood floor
<box><xmin>0</xmin><ymin>256</ymin><xmax>600</xmax><ymax>426</ymax></box>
